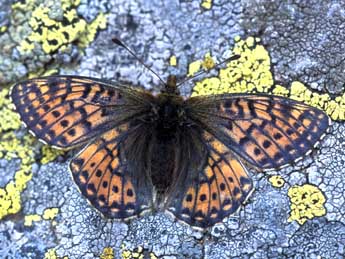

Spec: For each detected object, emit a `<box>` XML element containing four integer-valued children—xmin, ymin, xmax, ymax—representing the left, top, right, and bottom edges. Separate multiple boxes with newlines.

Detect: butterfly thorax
<box><xmin>152</xmin><ymin>93</ymin><xmax>185</xmax><ymax>137</ymax></box>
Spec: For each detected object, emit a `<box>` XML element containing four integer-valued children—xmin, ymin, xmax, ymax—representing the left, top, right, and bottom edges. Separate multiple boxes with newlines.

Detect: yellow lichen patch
<box><xmin>0</xmin><ymin>132</ymin><xmax>35</xmax><ymax>220</ymax></box>
<box><xmin>121</xmin><ymin>245</ymin><xmax>157</xmax><ymax>259</ymax></box>
<box><xmin>202</xmin><ymin>52</ymin><xmax>215</xmax><ymax>70</ymax></box>
<box><xmin>41</xmin><ymin>145</ymin><xmax>65</xmax><ymax>164</ymax></box>
<box><xmin>324</xmin><ymin>95</ymin><xmax>345</xmax><ymax>121</ymax></box>
<box><xmin>272</xmin><ymin>84</ymin><xmax>290</xmax><ymax>97</ymax></box>
<box><xmin>100</xmin><ymin>247</ymin><xmax>114</xmax><ymax>259</ymax></box>
<box><xmin>0</xmin><ymin>88</ymin><xmax>21</xmax><ymax>133</ymax></box>
<box><xmin>42</xmin><ymin>207</ymin><xmax>59</xmax><ymax>220</ymax></box>
<box><xmin>268</xmin><ymin>175</ymin><xmax>285</xmax><ymax>188</ymax></box>
<box><xmin>188</xmin><ymin>59</ymin><xmax>202</xmax><ymax>77</ymax></box>
<box><xmin>201</xmin><ymin>0</ymin><xmax>213</xmax><ymax>10</ymax></box>
<box><xmin>149</xmin><ymin>253</ymin><xmax>158</xmax><ymax>259</ymax></box>
<box><xmin>0</xmin><ymin>25</ymin><xmax>7</xmax><ymax>33</ymax></box>
<box><xmin>16</xmin><ymin>0</ymin><xmax>107</xmax><ymax>54</ymax></box>
<box><xmin>78</xmin><ymin>12</ymin><xmax>107</xmax><ymax>48</ymax></box>
<box><xmin>288</xmin><ymin>184</ymin><xmax>326</xmax><ymax>225</ymax></box>
<box><xmin>0</xmin><ymin>89</ymin><xmax>40</xmax><ymax>220</ymax></box>
<box><xmin>11</xmin><ymin>0</ymin><xmax>40</xmax><ymax>12</ymax></box>
<box><xmin>121</xmin><ymin>245</ymin><xmax>158</xmax><ymax>259</ymax></box>
<box><xmin>169</xmin><ymin>55</ymin><xmax>177</xmax><ymax>67</ymax></box>
<box><xmin>23</xmin><ymin>207</ymin><xmax>59</xmax><ymax>226</ymax></box>
<box><xmin>188</xmin><ymin>52</ymin><xmax>215</xmax><ymax>77</ymax></box>
<box><xmin>24</xmin><ymin>214</ymin><xmax>42</xmax><ymax>226</ymax></box>
<box><xmin>43</xmin><ymin>248</ymin><xmax>69</xmax><ymax>259</ymax></box>
<box><xmin>290</xmin><ymin>81</ymin><xmax>330</xmax><ymax>107</ymax></box>
<box><xmin>289</xmin><ymin>81</ymin><xmax>345</xmax><ymax>120</ymax></box>
<box><xmin>192</xmin><ymin>36</ymin><xmax>273</xmax><ymax>96</ymax></box>
<box><xmin>44</xmin><ymin>248</ymin><xmax>57</xmax><ymax>259</ymax></box>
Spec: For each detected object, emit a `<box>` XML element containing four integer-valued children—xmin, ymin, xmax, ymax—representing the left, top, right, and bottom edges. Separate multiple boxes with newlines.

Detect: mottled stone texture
<box><xmin>0</xmin><ymin>0</ymin><xmax>344</xmax><ymax>258</ymax></box>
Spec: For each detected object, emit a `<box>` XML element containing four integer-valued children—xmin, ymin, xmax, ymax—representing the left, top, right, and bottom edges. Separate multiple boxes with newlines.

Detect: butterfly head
<box><xmin>163</xmin><ymin>75</ymin><xmax>179</xmax><ymax>95</ymax></box>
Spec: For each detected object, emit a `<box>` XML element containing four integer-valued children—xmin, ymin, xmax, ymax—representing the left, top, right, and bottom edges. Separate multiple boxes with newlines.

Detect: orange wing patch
<box><xmin>167</xmin><ymin>132</ymin><xmax>253</xmax><ymax>230</ymax></box>
<box><xmin>70</xmin><ymin>127</ymin><xmax>152</xmax><ymax>219</ymax></box>
<box><xmin>11</xmin><ymin>76</ymin><xmax>131</xmax><ymax>148</ymax></box>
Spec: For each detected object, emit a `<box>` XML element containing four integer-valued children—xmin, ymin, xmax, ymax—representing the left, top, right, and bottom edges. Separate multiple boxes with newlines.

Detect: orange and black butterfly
<box><xmin>10</xmin><ymin>44</ymin><xmax>330</xmax><ymax>230</ymax></box>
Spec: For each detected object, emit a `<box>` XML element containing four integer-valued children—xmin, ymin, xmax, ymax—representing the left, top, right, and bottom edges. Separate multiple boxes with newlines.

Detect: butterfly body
<box><xmin>127</xmin><ymin>92</ymin><xmax>195</xmax><ymax>197</ymax></box>
<box><xmin>11</xmin><ymin>75</ymin><xmax>330</xmax><ymax>230</ymax></box>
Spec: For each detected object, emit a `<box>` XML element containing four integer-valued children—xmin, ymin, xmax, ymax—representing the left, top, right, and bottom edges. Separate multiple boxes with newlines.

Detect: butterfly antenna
<box><xmin>176</xmin><ymin>54</ymin><xmax>241</xmax><ymax>87</ymax></box>
<box><xmin>112</xmin><ymin>37</ymin><xmax>167</xmax><ymax>86</ymax></box>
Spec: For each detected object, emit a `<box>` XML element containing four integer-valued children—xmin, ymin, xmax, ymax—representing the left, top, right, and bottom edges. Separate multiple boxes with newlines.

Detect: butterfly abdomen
<box><xmin>149</xmin><ymin>139</ymin><xmax>177</xmax><ymax>195</ymax></box>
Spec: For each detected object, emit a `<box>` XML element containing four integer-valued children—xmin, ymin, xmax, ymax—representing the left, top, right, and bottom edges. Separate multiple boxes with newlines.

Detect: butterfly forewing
<box><xmin>187</xmin><ymin>94</ymin><xmax>330</xmax><ymax>170</ymax></box>
<box><xmin>11</xmin><ymin>76</ymin><xmax>147</xmax><ymax>149</ymax></box>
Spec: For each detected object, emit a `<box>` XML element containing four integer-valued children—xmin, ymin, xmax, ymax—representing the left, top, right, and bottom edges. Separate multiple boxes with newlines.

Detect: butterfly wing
<box><xmin>166</xmin><ymin>131</ymin><xmax>253</xmax><ymax>229</ymax></box>
<box><xmin>70</xmin><ymin>124</ymin><xmax>153</xmax><ymax>219</ymax></box>
<box><xmin>11</xmin><ymin>76</ymin><xmax>150</xmax><ymax>149</ymax></box>
<box><xmin>187</xmin><ymin>94</ymin><xmax>330</xmax><ymax>169</ymax></box>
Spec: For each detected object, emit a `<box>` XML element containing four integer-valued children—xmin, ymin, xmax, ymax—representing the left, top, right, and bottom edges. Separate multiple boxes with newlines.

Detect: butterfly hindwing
<box><xmin>188</xmin><ymin>94</ymin><xmax>330</xmax><ymax>169</ymax></box>
<box><xmin>166</xmin><ymin>132</ymin><xmax>253</xmax><ymax>229</ymax></box>
<box><xmin>11</xmin><ymin>76</ymin><xmax>146</xmax><ymax>149</ymax></box>
<box><xmin>69</xmin><ymin>124</ymin><xmax>153</xmax><ymax>219</ymax></box>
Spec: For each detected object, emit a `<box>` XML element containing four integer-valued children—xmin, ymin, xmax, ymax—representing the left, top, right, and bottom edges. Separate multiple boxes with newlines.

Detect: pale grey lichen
<box><xmin>0</xmin><ymin>0</ymin><xmax>344</xmax><ymax>258</ymax></box>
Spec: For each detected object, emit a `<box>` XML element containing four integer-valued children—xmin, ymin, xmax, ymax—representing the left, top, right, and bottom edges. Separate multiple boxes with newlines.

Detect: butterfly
<box><xmin>10</xmin><ymin>59</ymin><xmax>330</xmax><ymax>230</ymax></box>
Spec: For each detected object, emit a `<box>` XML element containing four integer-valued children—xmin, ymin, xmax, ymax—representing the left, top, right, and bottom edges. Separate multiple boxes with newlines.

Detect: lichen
<box><xmin>288</xmin><ymin>184</ymin><xmax>326</xmax><ymax>224</ymax></box>
<box><xmin>272</xmin><ymin>84</ymin><xmax>290</xmax><ymax>97</ymax></box>
<box><xmin>0</xmin><ymin>26</ymin><xmax>7</xmax><ymax>33</ymax></box>
<box><xmin>24</xmin><ymin>214</ymin><xmax>41</xmax><ymax>227</ymax></box>
<box><xmin>268</xmin><ymin>175</ymin><xmax>285</xmax><ymax>188</ymax></box>
<box><xmin>42</xmin><ymin>207</ymin><xmax>59</xmax><ymax>220</ymax></box>
<box><xmin>13</xmin><ymin>0</ymin><xmax>107</xmax><ymax>55</ymax></box>
<box><xmin>41</xmin><ymin>145</ymin><xmax>65</xmax><ymax>165</ymax></box>
<box><xmin>24</xmin><ymin>207</ymin><xmax>59</xmax><ymax>227</ymax></box>
<box><xmin>99</xmin><ymin>247</ymin><xmax>114</xmax><ymax>259</ymax></box>
<box><xmin>78</xmin><ymin>12</ymin><xmax>107</xmax><ymax>48</ymax></box>
<box><xmin>28</xmin><ymin>68</ymin><xmax>59</xmax><ymax>79</ymax></box>
<box><xmin>188</xmin><ymin>52</ymin><xmax>215</xmax><ymax>77</ymax></box>
<box><xmin>0</xmin><ymin>89</ymin><xmax>35</xmax><ymax>220</ymax></box>
<box><xmin>0</xmin><ymin>0</ymin><xmax>108</xmax><ymax>85</ymax></box>
<box><xmin>191</xmin><ymin>36</ymin><xmax>273</xmax><ymax>96</ymax></box>
<box><xmin>0</xmin><ymin>130</ymin><xmax>36</xmax><ymax>219</ymax></box>
<box><xmin>188</xmin><ymin>59</ymin><xmax>202</xmax><ymax>77</ymax></box>
<box><xmin>121</xmin><ymin>245</ymin><xmax>157</xmax><ymax>259</ymax></box>
<box><xmin>169</xmin><ymin>55</ymin><xmax>177</xmax><ymax>67</ymax></box>
<box><xmin>43</xmin><ymin>248</ymin><xmax>69</xmax><ymax>259</ymax></box>
<box><xmin>202</xmin><ymin>52</ymin><xmax>215</xmax><ymax>70</ymax></box>
<box><xmin>0</xmin><ymin>88</ymin><xmax>21</xmax><ymax>133</ymax></box>
<box><xmin>201</xmin><ymin>0</ymin><xmax>213</xmax><ymax>10</ymax></box>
